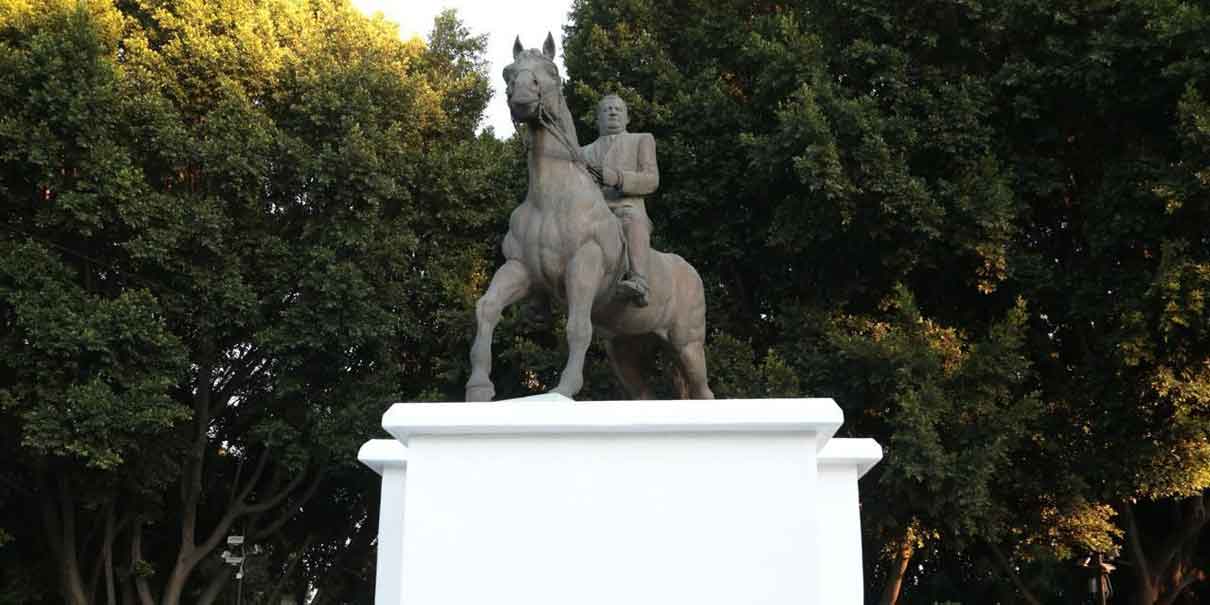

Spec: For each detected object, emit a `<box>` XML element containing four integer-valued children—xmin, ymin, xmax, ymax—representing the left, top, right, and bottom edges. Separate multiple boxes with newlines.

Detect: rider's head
<box><xmin>597</xmin><ymin>94</ymin><xmax>629</xmax><ymax>136</ymax></box>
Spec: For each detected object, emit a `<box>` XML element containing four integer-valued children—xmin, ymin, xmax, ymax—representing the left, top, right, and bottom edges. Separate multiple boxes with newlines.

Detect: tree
<box><xmin>0</xmin><ymin>1</ymin><xmax>510</xmax><ymax>602</ymax></box>
<box><xmin>562</xmin><ymin>0</ymin><xmax>1210</xmax><ymax>603</ymax></box>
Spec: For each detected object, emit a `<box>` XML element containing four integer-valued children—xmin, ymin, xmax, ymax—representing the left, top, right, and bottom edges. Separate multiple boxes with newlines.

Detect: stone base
<box><xmin>359</xmin><ymin>395</ymin><xmax>880</xmax><ymax>605</ymax></box>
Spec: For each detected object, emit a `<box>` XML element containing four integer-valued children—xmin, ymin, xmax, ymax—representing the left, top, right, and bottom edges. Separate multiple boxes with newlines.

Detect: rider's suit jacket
<box><xmin>581</xmin><ymin>132</ymin><xmax>659</xmax><ymax>223</ymax></box>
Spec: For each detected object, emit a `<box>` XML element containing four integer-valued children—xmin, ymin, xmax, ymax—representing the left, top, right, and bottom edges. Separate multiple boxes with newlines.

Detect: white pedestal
<box><xmin>359</xmin><ymin>395</ymin><xmax>880</xmax><ymax>605</ymax></box>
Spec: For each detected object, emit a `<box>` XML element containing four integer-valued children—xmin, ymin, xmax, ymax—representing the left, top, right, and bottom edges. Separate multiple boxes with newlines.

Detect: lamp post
<box><xmin>221</xmin><ymin>534</ymin><xmax>261</xmax><ymax>605</ymax></box>
<box><xmin>1078</xmin><ymin>553</ymin><xmax>1115</xmax><ymax>605</ymax></box>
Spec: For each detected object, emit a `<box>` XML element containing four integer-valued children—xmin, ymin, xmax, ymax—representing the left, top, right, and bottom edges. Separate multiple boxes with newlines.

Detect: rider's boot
<box><xmin>618</xmin><ymin>273</ymin><xmax>649</xmax><ymax>307</ymax></box>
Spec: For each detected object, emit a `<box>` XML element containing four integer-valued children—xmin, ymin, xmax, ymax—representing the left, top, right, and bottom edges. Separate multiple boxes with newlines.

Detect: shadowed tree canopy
<box><xmin>0</xmin><ymin>0</ymin><xmax>514</xmax><ymax>603</ymax></box>
<box><xmin>560</xmin><ymin>1</ymin><xmax>1210</xmax><ymax>604</ymax></box>
<box><xmin>3</xmin><ymin>0</ymin><xmax>1210</xmax><ymax>604</ymax></box>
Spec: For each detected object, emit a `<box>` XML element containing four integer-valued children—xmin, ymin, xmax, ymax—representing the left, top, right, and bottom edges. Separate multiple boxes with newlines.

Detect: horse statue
<box><xmin>464</xmin><ymin>33</ymin><xmax>713</xmax><ymax>402</ymax></box>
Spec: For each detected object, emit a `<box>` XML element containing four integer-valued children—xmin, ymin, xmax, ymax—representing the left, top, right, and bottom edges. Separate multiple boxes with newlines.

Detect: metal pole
<box><xmin>236</xmin><ymin>523</ymin><xmax>246</xmax><ymax>605</ymax></box>
<box><xmin>1095</xmin><ymin>554</ymin><xmax>1107</xmax><ymax>605</ymax></box>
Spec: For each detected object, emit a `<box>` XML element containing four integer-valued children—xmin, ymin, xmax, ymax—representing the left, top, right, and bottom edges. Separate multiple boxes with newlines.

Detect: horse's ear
<box><xmin>542</xmin><ymin>32</ymin><xmax>556</xmax><ymax>60</ymax></box>
<box><xmin>513</xmin><ymin>36</ymin><xmax>523</xmax><ymax>60</ymax></box>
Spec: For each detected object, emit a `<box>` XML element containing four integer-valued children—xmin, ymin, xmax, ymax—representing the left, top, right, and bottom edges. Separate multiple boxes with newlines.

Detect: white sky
<box><xmin>349</xmin><ymin>0</ymin><xmax>572</xmax><ymax>136</ymax></box>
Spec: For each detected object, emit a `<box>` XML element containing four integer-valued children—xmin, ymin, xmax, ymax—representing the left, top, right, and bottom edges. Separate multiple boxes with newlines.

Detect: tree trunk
<box><xmin>1123</xmin><ymin>500</ymin><xmax>1159</xmax><ymax>605</ymax></box>
<box><xmin>160</xmin><ymin>559</ymin><xmax>192</xmax><ymax>605</ymax></box>
<box><xmin>104</xmin><ymin>504</ymin><xmax>117</xmax><ymax>605</ymax></box>
<box><xmin>1137</xmin><ymin>582</ymin><xmax>1160</xmax><ymax>605</ymax></box>
<box><xmin>59</xmin><ymin>477</ymin><xmax>89</xmax><ymax>605</ymax></box>
<box><xmin>1122</xmin><ymin>497</ymin><xmax>1208</xmax><ymax>605</ymax></box>
<box><xmin>196</xmin><ymin>568</ymin><xmax>232</xmax><ymax>605</ymax></box>
<box><xmin>988</xmin><ymin>542</ymin><xmax>1043</xmax><ymax>605</ymax></box>
<box><xmin>131</xmin><ymin>520</ymin><xmax>155</xmax><ymax>605</ymax></box>
<box><xmin>120</xmin><ymin>573</ymin><xmax>135</xmax><ymax>605</ymax></box>
<box><xmin>265</xmin><ymin>535</ymin><xmax>313</xmax><ymax>605</ymax></box>
<box><xmin>878</xmin><ymin>536</ymin><xmax>914</xmax><ymax>605</ymax></box>
<box><xmin>162</xmin><ymin>354</ymin><xmax>215</xmax><ymax>605</ymax></box>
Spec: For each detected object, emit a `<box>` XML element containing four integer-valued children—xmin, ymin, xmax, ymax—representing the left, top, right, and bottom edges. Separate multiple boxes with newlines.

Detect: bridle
<box><xmin>507</xmin><ymin>63</ymin><xmax>630</xmax><ymax>284</ymax></box>
<box><xmin>509</xmin><ymin>66</ymin><xmax>604</xmax><ymax>184</ymax></box>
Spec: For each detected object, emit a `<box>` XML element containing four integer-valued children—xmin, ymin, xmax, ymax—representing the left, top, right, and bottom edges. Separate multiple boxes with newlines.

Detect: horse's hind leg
<box><xmin>673</xmin><ymin>339</ymin><xmax>714</xmax><ymax>400</ymax></box>
<box><xmin>552</xmin><ymin>244</ymin><xmax>604</xmax><ymax>398</ymax></box>
<box><xmin>466</xmin><ymin>260</ymin><xmax>531</xmax><ymax>401</ymax></box>
<box><xmin>606</xmin><ymin>335</ymin><xmax>655</xmax><ymax>400</ymax></box>
<box><xmin>665</xmin><ymin>284</ymin><xmax>712</xmax><ymax>399</ymax></box>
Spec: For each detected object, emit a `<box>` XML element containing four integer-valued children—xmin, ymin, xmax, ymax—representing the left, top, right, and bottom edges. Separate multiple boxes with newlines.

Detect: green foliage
<box><xmin>0</xmin><ymin>241</ymin><xmax>189</xmax><ymax>469</ymax></box>
<box><xmin>422</xmin><ymin>9</ymin><xmax>492</xmax><ymax>137</ymax></box>
<box><xmin>809</xmin><ymin>287</ymin><xmax>1040</xmax><ymax>548</ymax></box>
<box><xmin>564</xmin><ymin>0</ymin><xmax>1210</xmax><ymax>602</ymax></box>
<box><xmin>3</xmin><ymin>0</ymin><xmax>1210</xmax><ymax>602</ymax></box>
<box><xmin>0</xmin><ymin>0</ymin><xmax>511</xmax><ymax>602</ymax></box>
<box><xmin>707</xmin><ymin>333</ymin><xmax>801</xmax><ymax>398</ymax></box>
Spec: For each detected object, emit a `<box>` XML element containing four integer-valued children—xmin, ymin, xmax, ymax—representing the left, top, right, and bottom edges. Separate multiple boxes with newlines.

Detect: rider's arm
<box><xmin>618</xmin><ymin>133</ymin><xmax>658</xmax><ymax>196</ymax></box>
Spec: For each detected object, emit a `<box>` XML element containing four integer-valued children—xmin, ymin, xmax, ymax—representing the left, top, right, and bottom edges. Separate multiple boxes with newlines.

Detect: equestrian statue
<box><xmin>464</xmin><ymin>33</ymin><xmax>713</xmax><ymax>401</ymax></box>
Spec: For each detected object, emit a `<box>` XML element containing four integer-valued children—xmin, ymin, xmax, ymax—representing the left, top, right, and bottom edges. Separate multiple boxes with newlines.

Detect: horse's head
<box><xmin>503</xmin><ymin>33</ymin><xmax>563</xmax><ymax>125</ymax></box>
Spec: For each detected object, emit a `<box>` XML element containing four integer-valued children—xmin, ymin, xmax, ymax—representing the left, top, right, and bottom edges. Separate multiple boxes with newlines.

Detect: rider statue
<box><xmin>581</xmin><ymin>94</ymin><xmax>657</xmax><ymax>307</ymax></box>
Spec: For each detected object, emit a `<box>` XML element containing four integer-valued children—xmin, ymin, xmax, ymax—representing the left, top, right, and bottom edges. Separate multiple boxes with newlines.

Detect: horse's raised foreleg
<box><xmin>552</xmin><ymin>244</ymin><xmax>605</xmax><ymax>398</ymax></box>
<box><xmin>466</xmin><ymin>259</ymin><xmax>532</xmax><ymax>402</ymax></box>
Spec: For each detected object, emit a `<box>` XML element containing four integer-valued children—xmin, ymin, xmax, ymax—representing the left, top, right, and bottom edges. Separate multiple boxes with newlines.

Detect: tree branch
<box><xmin>227</xmin><ymin>451</ymin><xmax>247</xmax><ymax>509</ymax></box>
<box><xmin>182</xmin><ymin>452</ymin><xmax>278</xmax><ymax>573</ymax></box>
<box><xmin>265</xmin><ymin>534</ymin><xmax>315</xmax><ymax>605</ymax></box>
<box><xmin>181</xmin><ymin>355</ymin><xmax>215</xmax><ymax>552</ymax></box>
<box><xmin>242</xmin><ymin>465</ymin><xmax>310</xmax><ymax>515</ymax></box>
<box><xmin>1157</xmin><ymin>569</ymin><xmax>1205</xmax><ymax>605</ymax></box>
<box><xmin>184</xmin><ymin>499</ymin><xmax>247</xmax><ymax>573</ymax></box>
<box><xmin>1154</xmin><ymin>494</ymin><xmax>1208</xmax><ymax>580</ymax></box>
<box><xmin>1121</xmin><ymin>500</ymin><xmax>1153</xmax><ymax>584</ymax></box>
<box><xmin>213</xmin><ymin>349</ymin><xmax>267</xmax><ymax>414</ymax></box>
<box><xmin>878</xmin><ymin>530</ymin><xmax>914</xmax><ymax>605</ymax></box>
<box><xmin>196</xmin><ymin>567</ymin><xmax>233</xmax><ymax>605</ymax></box>
<box><xmin>309</xmin><ymin>511</ymin><xmax>375</xmax><ymax>598</ymax></box>
<box><xmin>251</xmin><ymin>467</ymin><xmax>326</xmax><ymax>541</ymax></box>
<box><xmin>235</xmin><ymin>448</ymin><xmax>272</xmax><ymax>506</ymax></box>
<box><xmin>987</xmin><ymin>542</ymin><xmax>1043</xmax><ymax>605</ymax></box>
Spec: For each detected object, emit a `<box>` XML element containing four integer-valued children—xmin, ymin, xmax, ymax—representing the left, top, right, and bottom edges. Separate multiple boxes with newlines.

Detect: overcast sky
<box><xmin>349</xmin><ymin>0</ymin><xmax>572</xmax><ymax>136</ymax></box>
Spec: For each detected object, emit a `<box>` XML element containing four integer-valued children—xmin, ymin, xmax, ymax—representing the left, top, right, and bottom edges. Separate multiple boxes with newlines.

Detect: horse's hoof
<box><xmin>551</xmin><ymin>381</ymin><xmax>582</xmax><ymax>399</ymax></box>
<box><xmin>546</xmin><ymin>388</ymin><xmax>577</xmax><ymax>401</ymax></box>
<box><xmin>465</xmin><ymin>384</ymin><xmax>495</xmax><ymax>402</ymax></box>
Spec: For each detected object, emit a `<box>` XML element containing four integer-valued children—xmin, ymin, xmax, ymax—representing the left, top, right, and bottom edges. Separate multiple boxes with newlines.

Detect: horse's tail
<box><xmin>669</xmin><ymin>352</ymin><xmax>690</xmax><ymax>399</ymax></box>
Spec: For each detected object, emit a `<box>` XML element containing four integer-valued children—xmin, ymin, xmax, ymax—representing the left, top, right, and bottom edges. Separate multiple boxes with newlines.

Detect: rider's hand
<box><xmin>602</xmin><ymin>166</ymin><xmax>621</xmax><ymax>188</ymax></box>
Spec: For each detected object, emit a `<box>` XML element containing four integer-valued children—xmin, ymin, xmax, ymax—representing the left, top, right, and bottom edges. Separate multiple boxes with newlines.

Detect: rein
<box><xmin>540</xmin><ymin>102</ymin><xmax>602</xmax><ymax>183</ymax></box>
<box><xmin>511</xmin><ymin>70</ymin><xmax>629</xmax><ymax>283</ymax></box>
<box><xmin>518</xmin><ymin>74</ymin><xmax>603</xmax><ymax>184</ymax></box>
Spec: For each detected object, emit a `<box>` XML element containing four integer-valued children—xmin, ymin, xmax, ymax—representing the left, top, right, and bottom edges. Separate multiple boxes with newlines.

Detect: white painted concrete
<box><xmin>818</xmin><ymin>438</ymin><xmax>884</xmax><ymax>603</ymax></box>
<box><xmin>382</xmin><ymin>396</ymin><xmax>844</xmax><ymax>441</ymax></box>
<box><xmin>357</xmin><ymin>439</ymin><xmax>408</xmax><ymax>605</ymax></box>
<box><xmin>360</xmin><ymin>396</ymin><xmax>880</xmax><ymax>605</ymax></box>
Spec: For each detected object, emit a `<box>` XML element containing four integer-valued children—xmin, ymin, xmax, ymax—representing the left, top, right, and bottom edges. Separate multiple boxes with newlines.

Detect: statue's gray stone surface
<box><xmin>581</xmin><ymin>95</ymin><xmax>658</xmax><ymax>307</ymax></box>
<box><xmin>464</xmin><ymin>33</ymin><xmax>713</xmax><ymax>401</ymax></box>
